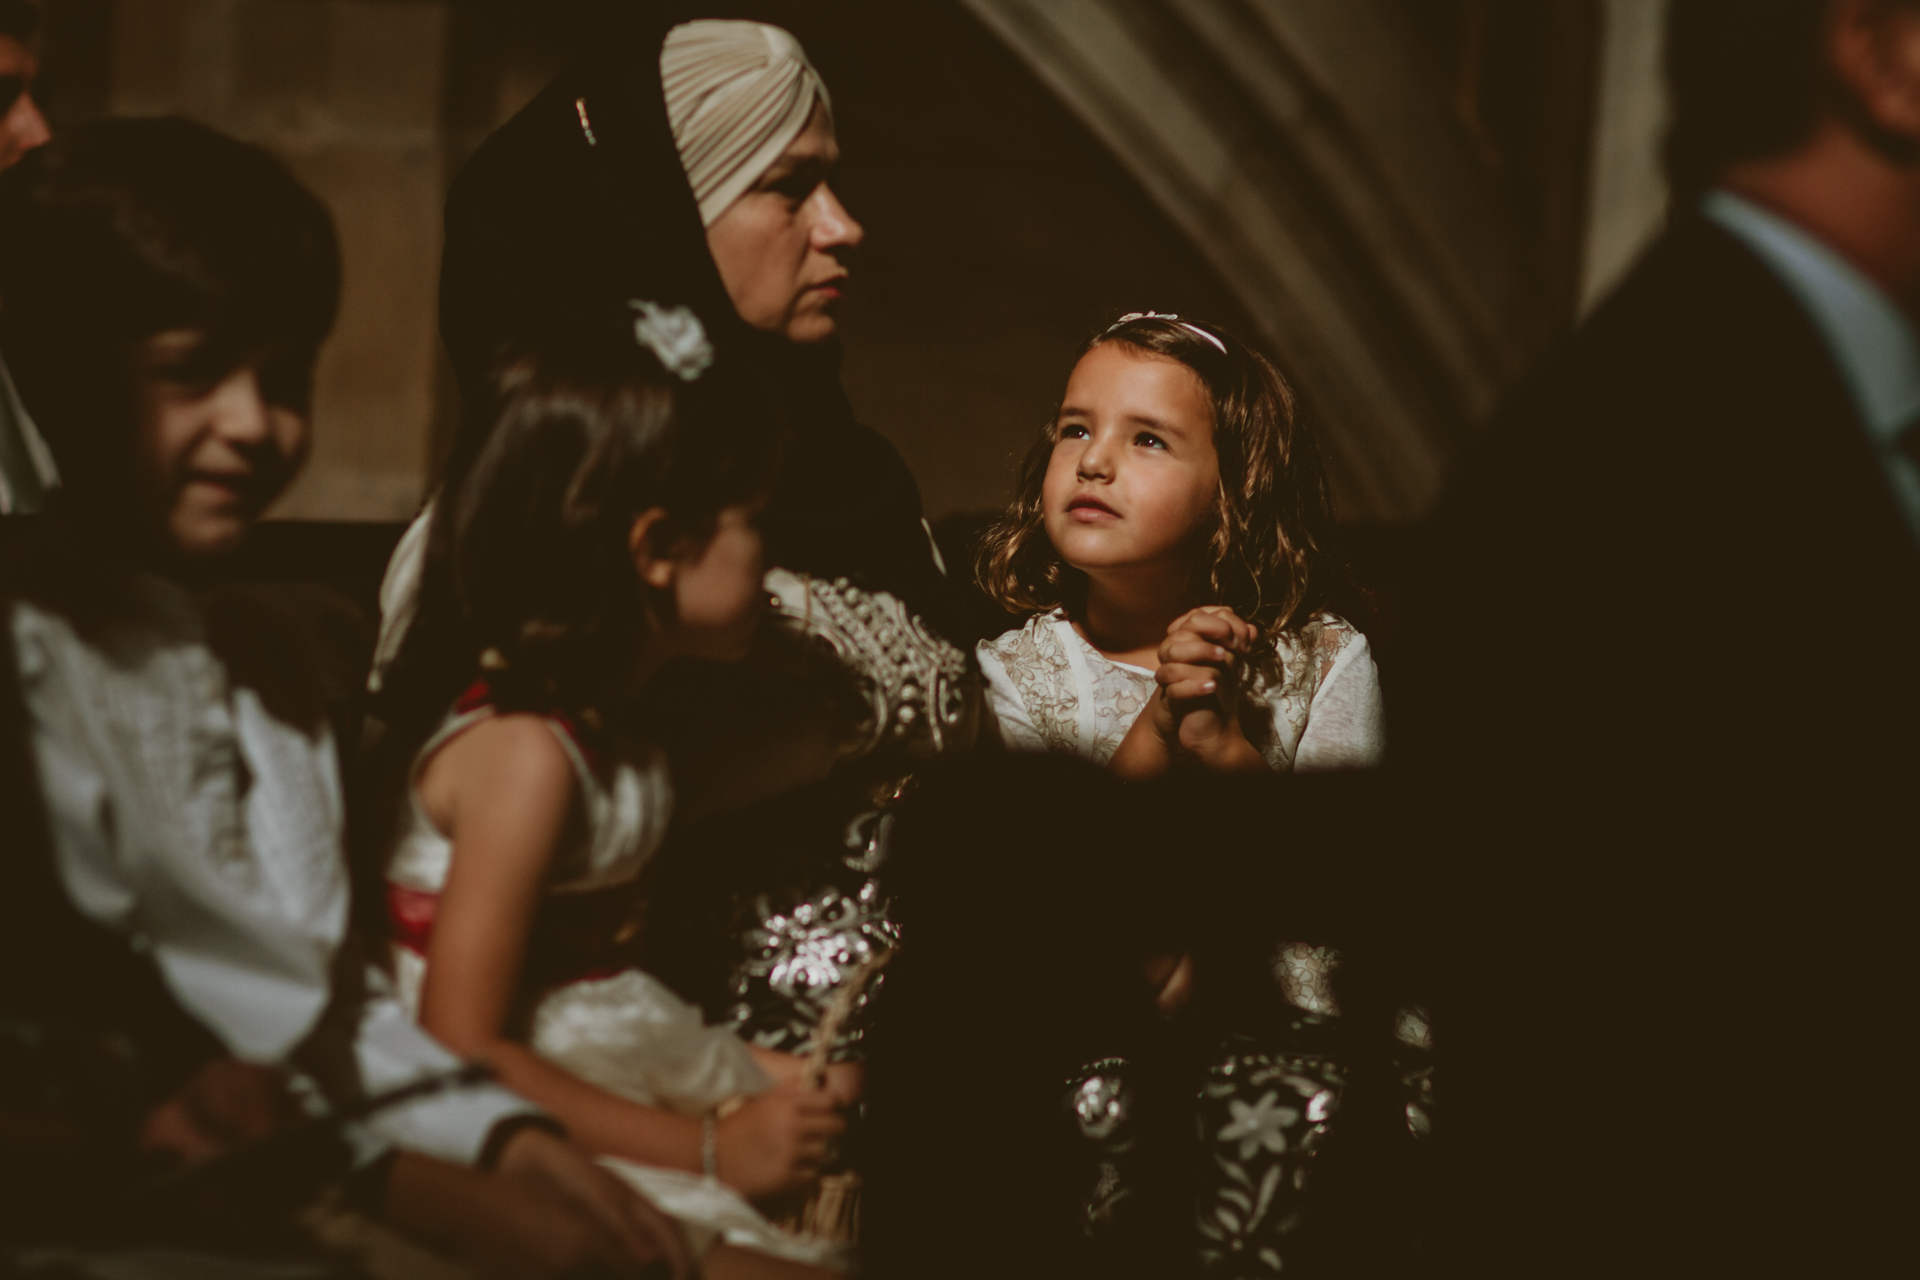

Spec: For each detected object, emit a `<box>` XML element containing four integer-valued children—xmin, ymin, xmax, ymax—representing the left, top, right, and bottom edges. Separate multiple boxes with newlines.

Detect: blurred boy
<box><xmin>0</xmin><ymin>116</ymin><xmax>684</xmax><ymax>1278</ymax></box>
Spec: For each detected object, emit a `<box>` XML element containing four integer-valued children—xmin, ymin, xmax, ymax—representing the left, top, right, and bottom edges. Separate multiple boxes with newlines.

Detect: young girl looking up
<box><xmin>369</xmin><ymin>326</ymin><xmax>856</xmax><ymax>1269</ymax></box>
<box><xmin>976</xmin><ymin>312</ymin><xmax>1382</xmax><ymax>777</ymax></box>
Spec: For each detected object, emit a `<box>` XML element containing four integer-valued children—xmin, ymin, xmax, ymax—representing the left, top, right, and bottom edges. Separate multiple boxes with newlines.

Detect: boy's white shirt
<box><xmin>9</xmin><ymin>574</ymin><xmax>537</xmax><ymax>1165</ymax></box>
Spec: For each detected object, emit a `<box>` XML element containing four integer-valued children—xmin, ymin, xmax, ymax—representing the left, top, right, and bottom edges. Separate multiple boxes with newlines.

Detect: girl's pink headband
<box><xmin>1106</xmin><ymin>311</ymin><xmax>1229</xmax><ymax>356</ymax></box>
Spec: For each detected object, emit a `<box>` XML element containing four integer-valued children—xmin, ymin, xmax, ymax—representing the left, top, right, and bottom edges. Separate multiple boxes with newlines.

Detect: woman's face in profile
<box><xmin>705</xmin><ymin>104</ymin><xmax>864</xmax><ymax>345</ymax></box>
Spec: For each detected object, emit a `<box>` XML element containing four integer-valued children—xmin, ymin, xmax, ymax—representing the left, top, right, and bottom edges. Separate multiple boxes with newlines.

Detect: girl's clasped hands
<box><xmin>1141</xmin><ymin>605</ymin><xmax>1268</xmax><ymax>773</ymax></box>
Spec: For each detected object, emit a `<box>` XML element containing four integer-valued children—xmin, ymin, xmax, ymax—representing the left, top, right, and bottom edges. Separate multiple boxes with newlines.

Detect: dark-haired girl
<box><xmin>372</xmin><ymin>331</ymin><xmax>855</xmax><ymax>1270</ymax></box>
<box><xmin>976</xmin><ymin>312</ymin><xmax>1382</xmax><ymax>778</ymax></box>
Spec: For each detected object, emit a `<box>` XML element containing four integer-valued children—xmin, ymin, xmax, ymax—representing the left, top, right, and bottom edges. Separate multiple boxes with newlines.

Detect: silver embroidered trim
<box><xmin>725</xmin><ymin>879</ymin><xmax>899</xmax><ymax>1057</ymax></box>
<box><xmin>764</xmin><ymin>568</ymin><xmax>976</xmax><ymax>760</ymax></box>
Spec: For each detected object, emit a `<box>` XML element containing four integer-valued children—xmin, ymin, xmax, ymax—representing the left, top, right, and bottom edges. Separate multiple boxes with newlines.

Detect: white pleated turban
<box><xmin>661</xmin><ymin>20</ymin><xmax>833</xmax><ymax>227</ymax></box>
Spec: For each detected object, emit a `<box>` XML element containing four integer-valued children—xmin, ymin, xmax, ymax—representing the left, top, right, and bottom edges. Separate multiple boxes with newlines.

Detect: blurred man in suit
<box><xmin>1401</xmin><ymin>2</ymin><xmax>1920</xmax><ymax>1273</ymax></box>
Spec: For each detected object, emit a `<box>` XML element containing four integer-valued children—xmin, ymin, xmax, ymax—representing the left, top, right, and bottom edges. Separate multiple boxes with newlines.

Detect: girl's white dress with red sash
<box><xmin>385</xmin><ymin>684</ymin><xmax>849</xmax><ymax>1268</ymax></box>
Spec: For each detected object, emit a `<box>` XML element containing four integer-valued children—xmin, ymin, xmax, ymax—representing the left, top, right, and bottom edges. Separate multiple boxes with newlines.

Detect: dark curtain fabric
<box><xmin>437</xmin><ymin>2</ymin><xmax>954</xmax><ymax>635</ymax></box>
<box><xmin>1390</xmin><ymin>214</ymin><xmax>1920</xmax><ymax>1275</ymax></box>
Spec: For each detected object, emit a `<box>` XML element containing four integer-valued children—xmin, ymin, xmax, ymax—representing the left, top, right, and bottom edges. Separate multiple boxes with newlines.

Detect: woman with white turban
<box><xmin>365</xmin><ymin>9</ymin><xmax>975</xmax><ymax>1272</ymax></box>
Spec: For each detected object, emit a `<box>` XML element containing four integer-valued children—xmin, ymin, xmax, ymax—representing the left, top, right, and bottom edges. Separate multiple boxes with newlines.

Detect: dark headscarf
<box><xmin>438</xmin><ymin>4</ymin><xmax>956</xmax><ymax>637</ymax></box>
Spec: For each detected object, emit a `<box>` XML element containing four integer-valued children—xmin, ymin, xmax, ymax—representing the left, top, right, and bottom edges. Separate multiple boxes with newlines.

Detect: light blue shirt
<box><xmin>1703</xmin><ymin>190</ymin><xmax>1920</xmax><ymax>548</ymax></box>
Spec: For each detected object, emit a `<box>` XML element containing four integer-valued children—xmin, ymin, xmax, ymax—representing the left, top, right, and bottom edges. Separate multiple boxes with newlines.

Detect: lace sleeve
<box><xmin>975</xmin><ymin>638</ymin><xmax>1046</xmax><ymax>752</ymax></box>
<box><xmin>1293</xmin><ymin>633</ymin><xmax>1384</xmax><ymax>771</ymax></box>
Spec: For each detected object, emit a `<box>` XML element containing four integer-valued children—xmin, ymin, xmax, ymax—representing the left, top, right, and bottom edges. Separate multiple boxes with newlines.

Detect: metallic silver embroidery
<box><xmin>840</xmin><ymin>776</ymin><xmax>914</xmax><ymax>875</ymax></box>
<box><xmin>764</xmin><ymin>569</ymin><xmax>976</xmax><ymax>761</ymax></box>
<box><xmin>725</xmin><ymin>878</ymin><xmax>900</xmax><ymax>1057</ymax></box>
<box><xmin>1196</xmin><ymin>1052</ymin><xmax>1346</xmax><ymax>1274</ymax></box>
<box><xmin>1065</xmin><ymin>1058</ymin><xmax>1137</xmax><ymax>1234</ymax></box>
<box><xmin>723</xmin><ymin>779</ymin><xmax>916</xmax><ymax>1058</ymax></box>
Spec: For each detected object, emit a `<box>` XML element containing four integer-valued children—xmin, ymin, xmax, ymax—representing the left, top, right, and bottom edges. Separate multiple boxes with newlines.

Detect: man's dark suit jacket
<box><xmin>1401</xmin><ymin>213</ymin><xmax>1918</xmax><ymax>1274</ymax></box>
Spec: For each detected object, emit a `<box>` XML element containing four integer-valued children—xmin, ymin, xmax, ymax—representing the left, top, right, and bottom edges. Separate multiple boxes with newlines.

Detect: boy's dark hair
<box><xmin>0</xmin><ymin>116</ymin><xmax>340</xmax><ymax>498</ymax></box>
<box><xmin>1664</xmin><ymin>0</ymin><xmax>1920</xmax><ymax>196</ymax></box>
<box><xmin>0</xmin><ymin>1</ymin><xmax>40</xmax><ymax>43</ymax></box>
<box><xmin>977</xmin><ymin>314</ymin><xmax>1356</xmax><ymax>640</ymax></box>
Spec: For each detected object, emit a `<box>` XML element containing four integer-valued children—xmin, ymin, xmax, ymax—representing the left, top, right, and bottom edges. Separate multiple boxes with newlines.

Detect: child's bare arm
<box><xmin>418</xmin><ymin>719</ymin><xmax>842</xmax><ymax>1200</ymax></box>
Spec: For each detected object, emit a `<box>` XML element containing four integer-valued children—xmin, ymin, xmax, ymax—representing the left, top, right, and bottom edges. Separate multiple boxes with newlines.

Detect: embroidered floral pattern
<box><xmin>983</xmin><ymin>610</ymin><xmax>1361</xmax><ymax>772</ymax></box>
<box><xmin>1217</xmin><ymin>1091</ymin><xmax>1301</xmax><ymax>1160</ymax></box>
<box><xmin>1248</xmin><ymin>613</ymin><xmax>1359</xmax><ymax>771</ymax></box>
<box><xmin>1064</xmin><ymin>1058</ymin><xmax>1138</xmax><ymax>1235</ymax></box>
<box><xmin>985</xmin><ymin>613</ymin><xmax>1082</xmax><ymax>756</ymax></box>
<box><xmin>1270</xmin><ymin>941</ymin><xmax>1343</xmax><ymax>1017</ymax></box>
<box><xmin>1079</xmin><ymin>636</ymin><xmax>1153</xmax><ymax>767</ymax></box>
<box><xmin>1195</xmin><ymin>1052</ymin><xmax>1346</xmax><ymax>1276</ymax></box>
<box><xmin>725</xmin><ymin>878</ymin><xmax>898</xmax><ymax>1057</ymax></box>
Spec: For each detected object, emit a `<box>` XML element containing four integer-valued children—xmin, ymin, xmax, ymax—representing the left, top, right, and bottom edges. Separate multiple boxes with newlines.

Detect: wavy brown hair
<box><xmin>977</xmin><ymin>313</ymin><xmax>1355</xmax><ymax>639</ymax></box>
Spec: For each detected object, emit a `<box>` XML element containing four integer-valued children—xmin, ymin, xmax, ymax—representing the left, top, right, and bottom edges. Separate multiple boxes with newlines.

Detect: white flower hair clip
<box><xmin>629</xmin><ymin>300</ymin><xmax>714</xmax><ymax>382</ymax></box>
<box><xmin>1107</xmin><ymin>311</ymin><xmax>1229</xmax><ymax>355</ymax></box>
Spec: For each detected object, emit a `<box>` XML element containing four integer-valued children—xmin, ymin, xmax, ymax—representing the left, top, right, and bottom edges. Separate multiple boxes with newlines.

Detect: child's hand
<box><xmin>1153</xmin><ymin>607</ymin><xmax>1265</xmax><ymax>769</ymax></box>
<box><xmin>138</xmin><ymin>1058</ymin><xmax>298</xmax><ymax>1167</ymax></box>
<box><xmin>716</xmin><ymin>1079</ymin><xmax>846</xmax><ymax>1201</ymax></box>
<box><xmin>820</xmin><ymin>1060</ymin><xmax>864</xmax><ymax>1108</ymax></box>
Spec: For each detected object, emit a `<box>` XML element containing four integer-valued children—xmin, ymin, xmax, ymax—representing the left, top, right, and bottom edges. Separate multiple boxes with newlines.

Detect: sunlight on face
<box><xmin>704</xmin><ymin>104</ymin><xmax>864</xmax><ymax>344</ymax></box>
<box><xmin>1042</xmin><ymin>342</ymin><xmax>1220</xmax><ymax>581</ymax></box>
<box><xmin>132</xmin><ymin>330</ymin><xmax>312</xmax><ymax>558</ymax></box>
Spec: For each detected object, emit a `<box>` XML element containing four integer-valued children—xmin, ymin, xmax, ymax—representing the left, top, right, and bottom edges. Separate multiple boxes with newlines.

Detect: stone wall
<box><xmin>33</xmin><ymin>0</ymin><xmax>1645</xmax><ymax>526</ymax></box>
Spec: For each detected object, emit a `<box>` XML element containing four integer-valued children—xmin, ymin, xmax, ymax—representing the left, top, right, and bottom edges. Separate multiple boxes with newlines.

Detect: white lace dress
<box><xmin>977</xmin><ymin>609</ymin><xmax>1384</xmax><ymax>771</ymax></box>
<box><xmin>386</xmin><ymin>688</ymin><xmax>849</xmax><ymax>1268</ymax></box>
<box><xmin>979</xmin><ymin>613</ymin><xmax>1420</xmax><ymax>1272</ymax></box>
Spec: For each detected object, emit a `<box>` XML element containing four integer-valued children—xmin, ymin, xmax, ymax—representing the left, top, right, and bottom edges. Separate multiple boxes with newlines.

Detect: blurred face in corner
<box><xmin>0</xmin><ymin>35</ymin><xmax>49</xmax><ymax>172</ymax></box>
<box><xmin>132</xmin><ymin>330</ymin><xmax>314</xmax><ymax>558</ymax></box>
<box><xmin>705</xmin><ymin>103</ymin><xmax>864</xmax><ymax>345</ymax></box>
